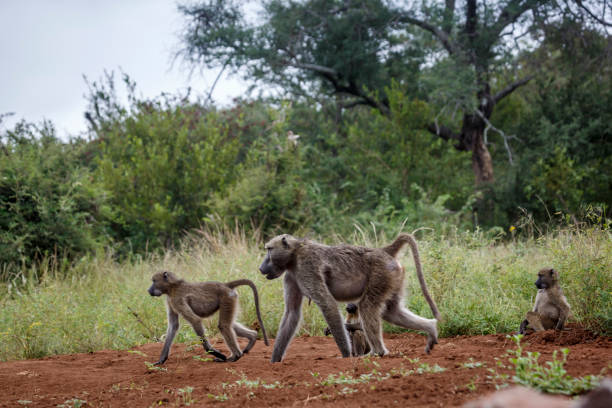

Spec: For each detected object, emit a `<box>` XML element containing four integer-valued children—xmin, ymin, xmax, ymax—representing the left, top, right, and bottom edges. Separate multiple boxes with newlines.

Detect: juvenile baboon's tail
<box><xmin>383</xmin><ymin>234</ymin><xmax>441</xmax><ymax>320</ymax></box>
<box><xmin>226</xmin><ymin>279</ymin><xmax>269</xmax><ymax>345</ymax></box>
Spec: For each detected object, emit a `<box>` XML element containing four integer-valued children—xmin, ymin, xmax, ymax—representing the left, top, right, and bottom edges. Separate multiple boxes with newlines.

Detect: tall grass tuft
<box><xmin>1</xmin><ymin>225</ymin><xmax>610</xmax><ymax>361</ymax></box>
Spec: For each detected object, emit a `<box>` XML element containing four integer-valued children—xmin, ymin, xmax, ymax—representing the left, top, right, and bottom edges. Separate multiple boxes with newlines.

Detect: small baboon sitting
<box><xmin>148</xmin><ymin>271</ymin><xmax>268</xmax><ymax>364</ymax></box>
<box><xmin>519</xmin><ymin>267</ymin><xmax>571</xmax><ymax>334</ymax></box>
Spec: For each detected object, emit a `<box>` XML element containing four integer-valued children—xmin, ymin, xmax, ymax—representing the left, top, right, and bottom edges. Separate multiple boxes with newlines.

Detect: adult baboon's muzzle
<box><xmin>259</xmin><ymin>259</ymin><xmax>283</xmax><ymax>280</ymax></box>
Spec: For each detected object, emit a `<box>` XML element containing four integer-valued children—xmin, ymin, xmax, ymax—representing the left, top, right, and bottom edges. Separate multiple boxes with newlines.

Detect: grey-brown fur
<box><xmin>345</xmin><ymin>303</ymin><xmax>371</xmax><ymax>356</ymax></box>
<box><xmin>519</xmin><ymin>268</ymin><xmax>571</xmax><ymax>334</ymax></box>
<box><xmin>148</xmin><ymin>271</ymin><xmax>269</xmax><ymax>365</ymax></box>
<box><xmin>259</xmin><ymin>233</ymin><xmax>440</xmax><ymax>362</ymax></box>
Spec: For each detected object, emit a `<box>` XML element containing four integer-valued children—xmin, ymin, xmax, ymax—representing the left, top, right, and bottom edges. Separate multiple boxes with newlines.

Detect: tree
<box><xmin>178</xmin><ymin>0</ymin><xmax>610</xmax><ymax>185</ymax></box>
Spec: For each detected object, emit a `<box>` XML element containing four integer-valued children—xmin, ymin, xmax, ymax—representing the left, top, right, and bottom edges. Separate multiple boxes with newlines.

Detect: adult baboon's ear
<box><xmin>282</xmin><ymin>236</ymin><xmax>289</xmax><ymax>249</ymax></box>
<box><xmin>163</xmin><ymin>271</ymin><xmax>169</xmax><ymax>281</ymax></box>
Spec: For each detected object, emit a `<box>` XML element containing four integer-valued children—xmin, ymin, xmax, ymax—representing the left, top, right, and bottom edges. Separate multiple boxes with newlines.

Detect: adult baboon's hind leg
<box><xmin>358</xmin><ymin>289</ymin><xmax>390</xmax><ymax>356</ymax></box>
<box><xmin>383</xmin><ymin>295</ymin><xmax>438</xmax><ymax>354</ymax></box>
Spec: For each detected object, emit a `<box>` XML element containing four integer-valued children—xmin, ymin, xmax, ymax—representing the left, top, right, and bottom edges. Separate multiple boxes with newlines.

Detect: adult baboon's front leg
<box><xmin>311</xmin><ymin>290</ymin><xmax>351</xmax><ymax>358</ymax></box>
<box><xmin>271</xmin><ymin>275</ymin><xmax>304</xmax><ymax>362</ymax></box>
<box><xmin>155</xmin><ymin>306</ymin><xmax>179</xmax><ymax>365</ymax></box>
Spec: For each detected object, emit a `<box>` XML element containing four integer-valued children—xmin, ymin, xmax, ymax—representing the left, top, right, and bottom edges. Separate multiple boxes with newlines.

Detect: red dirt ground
<box><xmin>1</xmin><ymin>327</ymin><xmax>609</xmax><ymax>407</ymax></box>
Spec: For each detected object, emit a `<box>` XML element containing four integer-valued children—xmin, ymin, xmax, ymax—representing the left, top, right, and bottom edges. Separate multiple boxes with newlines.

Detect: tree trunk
<box><xmin>461</xmin><ymin>112</ymin><xmax>494</xmax><ymax>184</ymax></box>
<box><xmin>426</xmin><ymin>86</ymin><xmax>497</xmax><ymax>185</ymax></box>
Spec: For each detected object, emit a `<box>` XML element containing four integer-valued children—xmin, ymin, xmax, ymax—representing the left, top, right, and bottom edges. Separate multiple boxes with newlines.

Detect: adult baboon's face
<box><xmin>148</xmin><ymin>271</ymin><xmax>174</xmax><ymax>296</ymax></box>
<box><xmin>535</xmin><ymin>268</ymin><xmax>556</xmax><ymax>290</ymax></box>
<box><xmin>259</xmin><ymin>234</ymin><xmax>298</xmax><ymax>280</ymax></box>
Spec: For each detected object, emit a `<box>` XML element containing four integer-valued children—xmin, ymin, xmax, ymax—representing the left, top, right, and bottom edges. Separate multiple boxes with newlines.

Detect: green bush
<box><xmin>0</xmin><ymin>121</ymin><xmax>110</xmax><ymax>277</ymax></box>
<box><xmin>86</xmin><ymin>75</ymin><xmax>240</xmax><ymax>251</ymax></box>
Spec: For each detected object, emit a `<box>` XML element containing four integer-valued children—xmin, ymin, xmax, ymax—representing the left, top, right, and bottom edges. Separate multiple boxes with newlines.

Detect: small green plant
<box><xmin>338</xmin><ymin>386</ymin><xmax>358</xmax><ymax>395</ymax></box>
<box><xmin>319</xmin><ymin>372</ymin><xmax>371</xmax><ymax>386</ymax></box>
<box><xmin>506</xmin><ymin>335</ymin><xmax>600</xmax><ymax>395</ymax></box>
<box><xmin>361</xmin><ymin>355</ymin><xmax>381</xmax><ymax>370</ymax></box>
<box><xmin>57</xmin><ymin>398</ymin><xmax>87</xmax><ymax>408</ymax></box>
<box><xmin>127</xmin><ymin>350</ymin><xmax>147</xmax><ymax>357</ymax></box>
<box><xmin>177</xmin><ymin>386</ymin><xmax>195</xmax><ymax>406</ymax></box>
<box><xmin>144</xmin><ymin>361</ymin><xmax>167</xmax><ymax>372</ymax></box>
<box><xmin>234</xmin><ymin>373</ymin><xmax>282</xmax><ymax>389</ymax></box>
<box><xmin>16</xmin><ymin>400</ymin><xmax>32</xmax><ymax>405</ymax></box>
<box><xmin>207</xmin><ymin>393</ymin><xmax>229</xmax><ymax>402</ymax></box>
<box><xmin>415</xmin><ymin>363</ymin><xmax>446</xmax><ymax>374</ymax></box>
<box><xmin>192</xmin><ymin>355</ymin><xmax>213</xmax><ymax>362</ymax></box>
<box><xmin>461</xmin><ymin>358</ymin><xmax>486</xmax><ymax>369</ymax></box>
<box><xmin>465</xmin><ymin>375</ymin><xmax>479</xmax><ymax>392</ymax></box>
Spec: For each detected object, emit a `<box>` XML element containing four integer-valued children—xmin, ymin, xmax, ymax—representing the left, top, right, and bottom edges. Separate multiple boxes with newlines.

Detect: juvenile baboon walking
<box><xmin>259</xmin><ymin>233</ymin><xmax>440</xmax><ymax>362</ymax></box>
<box><xmin>519</xmin><ymin>267</ymin><xmax>571</xmax><ymax>334</ymax></box>
<box><xmin>148</xmin><ymin>271</ymin><xmax>269</xmax><ymax>364</ymax></box>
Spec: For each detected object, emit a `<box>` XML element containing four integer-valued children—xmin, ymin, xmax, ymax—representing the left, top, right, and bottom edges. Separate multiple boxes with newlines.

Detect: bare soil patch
<box><xmin>1</xmin><ymin>328</ymin><xmax>609</xmax><ymax>407</ymax></box>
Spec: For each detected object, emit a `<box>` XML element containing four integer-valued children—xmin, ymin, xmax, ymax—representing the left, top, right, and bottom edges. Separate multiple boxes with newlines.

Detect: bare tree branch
<box><xmin>206</xmin><ymin>61</ymin><xmax>228</xmax><ymax>103</ymax></box>
<box><xmin>426</xmin><ymin>122</ymin><xmax>462</xmax><ymax>143</ymax></box>
<box><xmin>476</xmin><ymin>110</ymin><xmax>516</xmax><ymax>165</ymax></box>
<box><xmin>398</xmin><ymin>14</ymin><xmax>458</xmax><ymax>55</ymax></box>
<box><xmin>493</xmin><ymin>74</ymin><xmax>535</xmax><ymax>104</ymax></box>
<box><xmin>490</xmin><ymin>0</ymin><xmax>540</xmax><ymax>41</ymax></box>
<box><xmin>575</xmin><ymin>0</ymin><xmax>612</xmax><ymax>27</ymax></box>
<box><xmin>290</xmin><ymin>62</ymin><xmax>338</xmax><ymax>76</ymax></box>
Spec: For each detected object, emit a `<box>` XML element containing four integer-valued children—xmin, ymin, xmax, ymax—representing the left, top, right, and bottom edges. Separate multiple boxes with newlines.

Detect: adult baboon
<box><xmin>519</xmin><ymin>267</ymin><xmax>571</xmax><ymax>334</ymax></box>
<box><xmin>148</xmin><ymin>271</ymin><xmax>269</xmax><ymax>364</ymax></box>
<box><xmin>259</xmin><ymin>233</ymin><xmax>440</xmax><ymax>362</ymax></box>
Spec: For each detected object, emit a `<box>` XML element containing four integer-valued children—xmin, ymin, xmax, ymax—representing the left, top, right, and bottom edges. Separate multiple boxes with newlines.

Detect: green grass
<box><xmin>504</xmin><ymin>334</ymin><xmax>600</xmax><ymax>395</ymax></box>
<box><xmin>0</xmin><ymin>226</ymin><xmax>610</xmax><ymax>361</ymax></box>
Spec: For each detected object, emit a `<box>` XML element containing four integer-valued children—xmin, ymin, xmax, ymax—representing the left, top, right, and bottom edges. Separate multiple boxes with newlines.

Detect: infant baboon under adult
<box><xmin>148</xmin><ymin>271</ymin><xmax>269</xmax><ymax>364</ymax></box>
<box><xmin>325</xmin><ymin>303</ymin><xmax>371</xmax><ymax>356</ymax></box>
<box><xmin>259</xmin><ymin>233</ymin><xmax>440</xmax><ymax>362</ymax></box>
<box><xmin>519</xmin><ymin>267</ymin><xmax>571</xmax><ymax>334</ymax></box>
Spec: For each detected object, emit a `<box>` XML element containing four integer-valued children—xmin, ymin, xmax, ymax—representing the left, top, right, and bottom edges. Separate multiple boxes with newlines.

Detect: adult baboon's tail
<box><xmin>383</xmin><ymin>234</ymin><xmax>441</xmax><ymax>320</ymax></box>
<box><xmin>226</xmin><ymin>279</ymin><xmax>269</xmax><ymax>345</ymax></box>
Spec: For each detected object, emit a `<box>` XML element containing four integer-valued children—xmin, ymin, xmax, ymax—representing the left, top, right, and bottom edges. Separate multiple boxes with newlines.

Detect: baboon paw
<box><xmin>425</xmin><ymin>339</ymin><xmax>437</xmax><ymax>354</ymax></box>
<box><xmin>208</xmin><ymin>350</ymin><xmax>227</xmax><ymax>361</ymax></box>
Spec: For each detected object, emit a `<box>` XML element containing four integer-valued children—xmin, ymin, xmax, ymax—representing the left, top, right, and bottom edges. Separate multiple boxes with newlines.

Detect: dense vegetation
<box><xmin>0</xmin><ymin>1</ymin><xmax>610</xmax><ymax>360</ymax></box>
<box><xmin>2</xmin><ymin>2</ymin><xmax>610</xmax><ymax>272</ymax></box>
<box><xmin>1</xmin><ymin>226</ymin><xmax>609</xmax><ymax>361</ymax></box>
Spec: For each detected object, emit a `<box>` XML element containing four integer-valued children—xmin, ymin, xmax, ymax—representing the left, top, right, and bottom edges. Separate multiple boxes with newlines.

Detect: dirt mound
<box><xmin>524</xmin><ymin>324</ymin><xmax>603</xmax><ymax>346</ymax></box>
<box><xmin>1</xmin><ymin>328</ymin><xmax>609</xmax><ymax>407</ymax></box>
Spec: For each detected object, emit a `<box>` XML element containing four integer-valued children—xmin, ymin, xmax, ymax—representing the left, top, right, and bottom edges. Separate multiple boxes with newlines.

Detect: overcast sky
<box><xmin>0</xmin><ymin>0</ymin><xmax>248</xmax><ymax>138</ymax></box>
